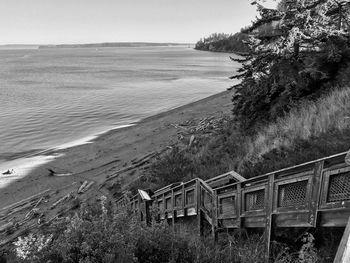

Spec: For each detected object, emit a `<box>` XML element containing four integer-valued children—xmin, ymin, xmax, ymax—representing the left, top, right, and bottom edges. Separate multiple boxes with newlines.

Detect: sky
<box><xmin>0</xmin><ymin>0</ymin><xmax>276</xmax><ymax>45</ymax></box>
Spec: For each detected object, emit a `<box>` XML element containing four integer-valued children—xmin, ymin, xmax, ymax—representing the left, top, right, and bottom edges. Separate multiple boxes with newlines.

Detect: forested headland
<box><xmin>194</xmin><ymin>32</ymin><xmax>250</xmax><ymax>53</ymax></box>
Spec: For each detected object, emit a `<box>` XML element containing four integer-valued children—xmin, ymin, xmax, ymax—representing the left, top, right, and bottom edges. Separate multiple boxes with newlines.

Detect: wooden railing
<box><xmin>152</xmin><ymin>179</ymin><xmax>198</xmax><ymax>220</ymax></box>
<box><xmin>117</xmin><ymin>152</ymin><xmax>350</xmax><ymax>262</ymax></box>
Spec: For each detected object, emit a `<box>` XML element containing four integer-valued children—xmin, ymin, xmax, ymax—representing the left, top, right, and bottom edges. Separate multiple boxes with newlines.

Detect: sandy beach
<box><xmin>0</xmin><ymin>90</ymin><xmax>233</xmax><ymax>210</ymax></box>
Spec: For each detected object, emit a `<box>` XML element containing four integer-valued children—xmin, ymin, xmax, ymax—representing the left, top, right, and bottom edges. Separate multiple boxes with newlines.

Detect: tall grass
<box><xmin>243</xmin><ymin>87</ymin><xmax>350</xmax><ymax>167</ymax></box>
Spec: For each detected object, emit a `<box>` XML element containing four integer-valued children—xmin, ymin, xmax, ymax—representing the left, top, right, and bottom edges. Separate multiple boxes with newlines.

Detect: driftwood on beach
<box><xmin>170</xmin><ymin>115</ymin><xmax>226</xmax><ymax>135</ymax></box>
<box><xmin>102</xmin><ymin>146</ymin><xmax>173</xmax><ymax>184</ymax></box>
<box><xmin>50</xmin><ymin>191</ymin><xmax>75</xmax><ymax>210</ymax></box>
<box><xmin>0</xmin><ymin>189</ymin><xmax>52</xmax><ymax>220</ymax></box>
<box><xmin>78</xmin><ymin>181</ymin><xmax>95</xmax><ymax>194</ymax></box>
<box><xmin>0</xmin><ymin>181</ymin><xmax>86</xmax><ymax>247</ymax></box>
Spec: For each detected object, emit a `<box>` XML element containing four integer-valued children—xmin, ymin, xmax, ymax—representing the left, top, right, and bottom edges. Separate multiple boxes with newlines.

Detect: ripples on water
<box><xmin>0</xmin><ymin>46</ymin><xmax>240</xmax><ymax>162</ymax></box>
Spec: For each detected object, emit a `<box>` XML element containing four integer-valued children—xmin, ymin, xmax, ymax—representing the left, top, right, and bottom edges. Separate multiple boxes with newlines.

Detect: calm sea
<box><xmin>0</xmin><ymin>46</ymin><xmax>239</xmax><ymax>163</ymax></box>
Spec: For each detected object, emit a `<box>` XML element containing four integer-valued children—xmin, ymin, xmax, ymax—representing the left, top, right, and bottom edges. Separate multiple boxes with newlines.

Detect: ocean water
<box><xmin>0</xmin><ymin>46</ymin><xmax>239</xmax><ymax>163</ymax></box>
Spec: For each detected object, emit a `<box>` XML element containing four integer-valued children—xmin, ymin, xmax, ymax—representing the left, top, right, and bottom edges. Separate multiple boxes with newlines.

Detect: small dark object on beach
<box><xmin>2</xmin><ymin>169</ymin><xmax>13</xmax><ymax>175</ymax></box>
<box><xmin>47</xmin><ymin>168</ymin><xmax>72</xmax><ymax>177</ymax></box>
<box><xmin>48</xmin><ymin>168</ymin><xmax>56</xmax><ymax>176</ymax></box>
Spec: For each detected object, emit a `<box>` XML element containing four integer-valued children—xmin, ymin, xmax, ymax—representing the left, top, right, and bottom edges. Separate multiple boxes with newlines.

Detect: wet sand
<box><xmin>0</xmin><ymin>90</ymin><xmax>233</xmax><ymax>209</ymax></box>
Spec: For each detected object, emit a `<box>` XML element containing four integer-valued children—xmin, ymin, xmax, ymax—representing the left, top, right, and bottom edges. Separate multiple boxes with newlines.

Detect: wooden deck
<box><xmin>117</xmin><ymin>151</ymin><xmax>350</xmax><ymax>262</ymax></box>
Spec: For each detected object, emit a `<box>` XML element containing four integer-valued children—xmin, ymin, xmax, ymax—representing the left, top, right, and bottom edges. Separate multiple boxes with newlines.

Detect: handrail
<box><xmin>214</xmin><ymin>151</ymin><xmax>348</xmax><ymax>192</ymax></box>
<box><xmin>206</xmin><ymin>170</ymin><xmax>246</xmax><ymax>184</ymax></box>
<box><xmin>261</xmin><ymin>151</ymin><xmax>347</xmax><ymax>177</ymax></box>
<box><xmin>154</xmin><ymin>182</ymin><xmax>183</xmax><ymax>195</ymax></box>
<box><xmin>153</xmin><ymin>179</ymin><xmax>198</xmax><ymax>196</ymax></box>
<box><xmin>197</xmin><ymin>178</ymin><xmax>214</xmax><ymax>194</ymax></box>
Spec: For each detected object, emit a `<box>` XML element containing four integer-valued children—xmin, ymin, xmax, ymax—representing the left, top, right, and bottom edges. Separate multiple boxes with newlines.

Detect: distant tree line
<box><xmin>194</xmin><ymin>32</ymin><xmax>250</xmax><ymax>53</ymax></box>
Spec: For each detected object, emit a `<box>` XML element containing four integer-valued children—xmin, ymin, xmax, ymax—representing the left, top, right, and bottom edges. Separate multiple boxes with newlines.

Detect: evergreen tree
<box><xmin>231</xmin><ymin>0</ymin><xmax>350</xmax><ymax>131</ymax></box>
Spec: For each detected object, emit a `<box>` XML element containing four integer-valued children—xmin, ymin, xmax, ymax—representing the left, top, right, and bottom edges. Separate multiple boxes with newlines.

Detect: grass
<box><xmin>246</xmin><ymin>87</ymin><xmax>350</xmax><ymax>163</ymax></box>
<box><xmin>239</xmin><ymin>87</ymin><xmax>350</xmax><ymax>177</ymax></box>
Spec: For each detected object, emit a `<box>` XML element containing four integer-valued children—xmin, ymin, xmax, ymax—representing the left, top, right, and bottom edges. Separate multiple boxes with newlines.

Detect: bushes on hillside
<box><xmin>10</xmin><ymin>198</ymin><xmax>268</xmax><ymax>263</ymax></box>
<box><xmin>135</xmin><ymin>223</ymin><xmax>194</xmax><ymax>263</ymax></box>
<box><xmin>13</xmin><ymin>198</ymin><xmax>137</xmax><ymax>263</ymax></box>
<box><xmin>149</xmin><ymin>146</ymin><xmax>195</xmax><ymax>188</ymax></box>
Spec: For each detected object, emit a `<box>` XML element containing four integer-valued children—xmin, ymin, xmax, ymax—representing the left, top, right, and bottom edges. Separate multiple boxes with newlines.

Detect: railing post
<box><xmin>212</xmin><ymin>190</ymin><xmax>217</xmax><ymax>242</ymax></box>
<box><xmin>237</xmin><ymin>183</ymin><xmax>243</xmax><ymax>230</ymax></box>
<box><xmin>196</xmin><ymin>180</ymin><xmax>202</xmax><ymax>237</ymax></box>
<box><xmin>138</xmin><ymin>195</ymin><xmax>142</xmax><ymax>222</ymax></box>
<box><xmin>309</xmin><ymin>161</ymin><xmax>324</xmax><ymax>227</ymax></box>
<box><xmin>171</xmin><ymin>189</ymin><xmax>175</xmax><ymax>232</ymax></box>
<box><xmin>265</xmin><ymin>174</ymin><xmax>275</xmax><ymax>262</ymax></box>
<box><xmin>182</xmin><ymin>184</ymin><xmax>185</xmax><ymax>212</ymax></box>
<box><xmin>162</xmin><ymin>193</ymin><xmax>165</xmax><ymax>220</ymax></box>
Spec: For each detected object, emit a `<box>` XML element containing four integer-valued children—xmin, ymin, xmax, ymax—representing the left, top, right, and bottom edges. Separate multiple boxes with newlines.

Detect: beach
<box><xmin>0</xmin><ymin>90</ymin><xmax>233</xmax><ymax>210</ymax></box>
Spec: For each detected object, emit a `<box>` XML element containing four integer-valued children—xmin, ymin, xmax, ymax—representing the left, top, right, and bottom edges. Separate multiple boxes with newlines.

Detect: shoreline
<box><xmin>0</xmin><ymin>90</ymin><xmax>229</xmax><ymax>168</ymax></box>
<box><xmin>0</xmin><ymin>90</ymin><xmax>233</xmax><ymax>209</ymax></box>
<box><xmin>0</xmin><ymin>124</ymin><xmax>135</xmax><ymax>190</ymax></box>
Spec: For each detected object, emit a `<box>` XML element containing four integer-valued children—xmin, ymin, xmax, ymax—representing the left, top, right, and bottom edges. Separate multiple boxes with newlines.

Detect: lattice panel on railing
<box><xmin>327</xmin><ymin>172</ymin><xmax>350</xmax><ymax>202</ymax></box>
<box><xmin>165</xmin><ymin>197</ymin><xmax>172</xmax><ymax>210</ymax></box>
<box><xmin>158</xmin><ymin>200</ymin><xmax>164</xmax><ymax>212</ymax></box>
<box><xmin>201</xmin><ymin>188</ymin><xmax>213</xmax><ymax>215</ymax></box>
<box><xmin>186</xmin><ymin>189</ymin><xmax>195</xmax><ymax>205</ymax></box>
<box><xmin>205</xmin><ymin>193</ymin><xmax>212</xmax><ymax>212</ymax></box>
<box><xmin>278</xmin><ymin>180</ymin><xmax>308</xmax><ymax>208</ymax></box>
<box><xmin>174</xmin><ymin>194</ymin><xmax>182</xmax><ymax>207</ymax></box>
<box><xmin>219</xmin><ymin>196</ymin><xmax>235</xmax><ymax>216</ymax></box>
<box><xmin>245</xmin><ymin>189</ymin><xmax>265</xmax><ymax>211</ymax></box>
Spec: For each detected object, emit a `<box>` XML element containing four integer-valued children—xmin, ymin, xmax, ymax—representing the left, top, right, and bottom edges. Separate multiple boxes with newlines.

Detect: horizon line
<box><xmin>0</xmin><ymin>41</ymin><xmax>195</xmax><ymax>47</ymax></box>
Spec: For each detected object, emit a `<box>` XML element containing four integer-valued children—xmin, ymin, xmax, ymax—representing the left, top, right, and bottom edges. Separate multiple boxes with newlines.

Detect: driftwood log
<box><xmin>102</xmin><ymin>147</ymin><xmax>172</xmax><ymax>185</ymax></box>
<box><xmin>78</xmin><ymin>181</ymin><xmax>94</xmax><ymax>194</ymax></box>
<box><xmin>50</xmin><ymin>191</ymin><xmax>74</xmax><ymax>210</ymax></box>
<box><xmin>24</xmin><ymin>197</ymin><xmax>43</xmax><ymax>219</ymax></box>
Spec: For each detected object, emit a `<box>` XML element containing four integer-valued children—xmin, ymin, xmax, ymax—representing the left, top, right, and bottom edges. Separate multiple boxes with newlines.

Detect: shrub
<box><xmin>135</xmin><ymin>221</ymin><xmax>194</xmax><ymax>263</ymax></box>
<box><xmin>149</xmin><ymin>146</ymin><xmax>196</xmax><ymax>188</ymax></box>
<box><xmin>13</xmin><ymin>233</ymin><xmax>52</xmax><ymax>262</ymax></box>
<box><xmin>14</xmin><ymin>199</ymin><xmax>138</xmax><ymax>263</ymax></box>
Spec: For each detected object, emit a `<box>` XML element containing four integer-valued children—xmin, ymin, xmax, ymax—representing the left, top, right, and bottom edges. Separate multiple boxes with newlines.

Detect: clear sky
<box><xmin>0</xmin><ymin>0</ymin><xmax>275</xmax><ymax>45</ymax></box>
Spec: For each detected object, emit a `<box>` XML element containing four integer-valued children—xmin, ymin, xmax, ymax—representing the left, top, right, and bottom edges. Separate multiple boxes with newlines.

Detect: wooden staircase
<box><xmin>117</xmin><ymin>151</ymin><xmax>350</xmax><ymax>262</ymax></box>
